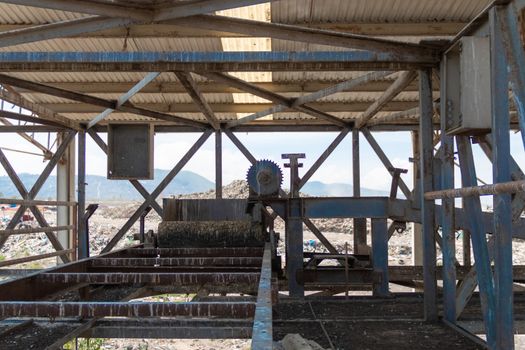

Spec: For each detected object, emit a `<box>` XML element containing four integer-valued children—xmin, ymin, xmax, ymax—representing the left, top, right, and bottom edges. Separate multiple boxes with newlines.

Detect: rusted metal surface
<box><xmin>0</xmin><ymin>301</ymin><xmax>255</xmax><ymax>319</ymax></box>
<box><xmin>91</xmin><ymin>257</ymin><xmax>263</xmax><ymax>267</ymax></box>
<box><xmin>251</xmin><ymin>243</ymin><xmax>273</xmax><ymax>350</ymax></box>
<box><xmin>37</xmin><ymin>272</ymin><xmax>260</xmax><ymax>285</ymax></box>
<box><xmin>119</xmin><ymin>247</ymin><xmax>264</xmax><ymax>257</ymax></box>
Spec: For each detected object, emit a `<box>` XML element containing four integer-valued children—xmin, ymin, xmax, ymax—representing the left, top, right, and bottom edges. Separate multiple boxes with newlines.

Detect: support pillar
<box><xmin>411</xmin><ymin>131</ymin><xmax>423</xmax><ymax>266</ymax></box>
<box><xmin>371</xmin><ymin>218</ymin><xmax>389</xmax><ymax>296</ymax></box>
<box><xmin>490</xmin><ymin>7</ymin><xmax>514</xmax><ymax>349</ymax></box>
<box><xmin>56</xmin><ymin>132</ymin><xmax>75</xmax><ymax>261</ymax></box>
<box><xmin>352</xmin><ymin>129</ymin><xmax>367</xmax><ymax>254</ymax></box>
<box><xmin>77</xmin><ymin>129</ymin><xmax>88</xmax><ymax>259</ymax></box>
<box><xmin>440</xmin><ymin>56</ymin><xmax>457</xmax><ymax>323</ymax></box>
<box><xmin>215</xmin><ymin>130</ymin><xmax>222</xmax><ymax>199</ymax></box>
<box><xmin>419</xmin><ymin>69</ymin><xmax>437</xmax><ymax>321</ymax></box>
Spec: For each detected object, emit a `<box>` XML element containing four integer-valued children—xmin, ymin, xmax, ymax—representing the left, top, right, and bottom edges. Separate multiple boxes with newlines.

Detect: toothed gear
<box><xmin>246</xmin><ymin>160</ymin><xmax>283</xmax><ymax>196</ymax></box>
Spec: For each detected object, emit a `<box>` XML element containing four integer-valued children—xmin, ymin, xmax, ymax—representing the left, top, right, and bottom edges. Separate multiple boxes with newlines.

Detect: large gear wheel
<box><xmin>246</xmin><ymin>160</ymin><xmax>283</xmax><ymax>196</ymax></box>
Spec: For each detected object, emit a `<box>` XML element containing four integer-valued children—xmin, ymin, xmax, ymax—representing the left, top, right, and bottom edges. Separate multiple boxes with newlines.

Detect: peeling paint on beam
<box><xmin>0</xmin><ymin>51</ymin><xmax>437</xmax><ymax>72</ymax></box>
<box><xmin>0</xmin><ymin>301</ymin><xmax>255</xmax><ymax>318</ymax></box>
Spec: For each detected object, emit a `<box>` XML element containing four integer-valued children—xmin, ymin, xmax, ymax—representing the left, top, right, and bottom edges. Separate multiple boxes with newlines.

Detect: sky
<box><xmin>1</xmin><ymin>127</ymin><xmax>524</xmax><ymax>195</ymax></box>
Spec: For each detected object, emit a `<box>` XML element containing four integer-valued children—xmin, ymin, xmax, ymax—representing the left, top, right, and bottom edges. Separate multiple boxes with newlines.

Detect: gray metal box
<box><xmin>446</xmin><ymin>36</ymin><xmax>492</xmax><ymax>135</ymax></box>
<box><xmin>107</xmin><ymin>124</ymin><xmax>154</xmax><ymax>179</ymax></box>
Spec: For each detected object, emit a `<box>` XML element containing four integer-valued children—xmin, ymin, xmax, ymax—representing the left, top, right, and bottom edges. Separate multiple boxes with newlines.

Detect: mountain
<box><xmin>302</xmin><ymin>181</ymin><xmax>389</xmax><ymax>197</ymax></box>
<box><xmin>0</xmin><ymin>171</ymin><xmax>389</xmax><ymax>200</ymax></box>
<box><xmin>0</xmin><ymin>170</ymin><xmax>215</xmax><ymax>201</ymax></box>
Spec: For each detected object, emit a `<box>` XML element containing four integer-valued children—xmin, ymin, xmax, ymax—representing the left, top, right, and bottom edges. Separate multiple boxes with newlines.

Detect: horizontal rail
<box><xmin>0</xmin><ymin>225</ymin><xmax>74</xmax><ymax>236</ymax></box>
<box><xmin>0</xmin><ymin>301</ymin><xmax>255</xmax><ymax>318</ymax></box>
<box><xmin>0</xmin><ymin>198</ymin><xmax>77</xmax><ymax>206</ymax></box>
<box><xmin>91</xmin><ymin>257</ymin><xmax>263</xmax><ymax>267</ymax></box>
<box><xmin>0</xmin><ymin>249</ymin><xmax>74</xmax><ymax>268</ymax></box>
<box><xmin>424</xmin><ymin>180</ymin><xmax>525</xmax><ymax>199</ymax></box>
<box><xmin>37</xmin><ymin>272</ymin><xmax>260</xmax><ymax>285</ymax></box>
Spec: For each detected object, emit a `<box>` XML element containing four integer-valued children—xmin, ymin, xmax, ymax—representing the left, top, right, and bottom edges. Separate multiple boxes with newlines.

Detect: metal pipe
<box><xmin>0</xmin><ymin>198</ymin><xmax>77</xmax><ymax>206</ymax></box>
<box><xmin>0</xmin><ymin>225</ymin><xmax>74</xmax><ymax>236</ymax></box>
<box><xmin>424</xmin><ymin>180</ymin><xmax>525</xmax><ymax>200</ymax></box>
<box><xmin>0</xmin><ymin>249</ymin><xmax>74</xmax><ymax>268</ymax></box>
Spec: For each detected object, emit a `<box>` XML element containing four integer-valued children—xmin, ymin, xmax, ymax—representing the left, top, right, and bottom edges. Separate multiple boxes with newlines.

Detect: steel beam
<box><xmin>490</xmin><ymin>6</ymin><xmax>514</xmax><ymax>349</ymax></box>
<box><xmin>371</xmin><ymin>218</ymin><xmax>389</xmax><ymax>296</ymax></box>
<box><xmin>87</xmin><ymin>72</ymin><xmax>160</xmax><ymax>128</ymax></box>
<box><xmin>201</xmin><ymin>72</ymin><xmax>348</xmax><ymax>127</ymax></box>
<box><xmin>355</xmin><ymin>71</ymin><xmax>418</xmax><ymax>128</ymax></box>
<box><xmin>440</xmin><ymin>56</ymin><xmax>456</xmax><ymax>323</ymax></box>
<box><xmin>91</xmin><ymin>257</ymin><xmax>263</xmax><ymax>267</ymax></box>
<box><xmin>77</xmin><ymin>129</ymin><xmax>88</xmax><ymax>259</ymax></box>
<box><xmin>215</xmin><ymin>130</ymin><xmax>223</xmax><ymax>199</ymax></box>
<box><xmin>457</xmin><ymin>135</ymin><xmax>496</xmax><ymax>347</ymax></box>
<box><xmin>0</xmin><ymin>74</ymin><xmax>206</xmax><ymax>128</ymax></box>
<box><xmin>0</xmin><ymin>301</ymin><xmax>255</xmax><ymax>319</ymax></box>
<box><xmin>175</xmin><ymin>72</ymin><xmax>220</xmax><ymax>130</ymax></box>
<box><xmin>361</xmin><ymin>128</ymin><xmax>412</xmax><ymax>199</ymax></box>
<box><xmin>298</xmin><ymin>128</ymin><xmax>350</xmax><ymax>189</ymax></box>
<box><xmin>0</xmin><ymin>51</ymin><xmax>438</xmax><ymax>72</ymax></box>
<box><xmin>352</xmin><ymin>129</ymin><xmax>368</xmax><ymax>255</ymax></box>
<box><xmin>37</xmin><ymin>272</ymin><xmax>260</xmax><ymax>285</ymax></box>
<box><xmin>175</xmin><ymin>15</ymin><xmax>438</xmax><ymax>61</ymax></box>
<box><xmin>251</xmin><ymin>243</ymin><xmax>273</xmax><ymax>349</ymax></box>
<box><xmin>419</xmin><ymin>69</ymin><xmax>437</xmax><ymax>321</ymax></box>
<box><xmin>0</xmin><ymin>1</ymin><xmax>272</xmax><ymax>47</ymax></box>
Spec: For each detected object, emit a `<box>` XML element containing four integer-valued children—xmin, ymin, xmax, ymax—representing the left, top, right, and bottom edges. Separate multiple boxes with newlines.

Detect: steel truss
<box><xmin>0</xmin><ymin>0</ymin><xmax>523</xmax><ymax>349</ymax></box>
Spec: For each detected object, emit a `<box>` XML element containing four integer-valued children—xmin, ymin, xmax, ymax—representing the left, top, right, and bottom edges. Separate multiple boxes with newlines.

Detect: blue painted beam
<box><xmin>303</xmin><ymin>197</ymin><xmax>389</xmax><ymax>218</ymax></box>
<box><xmin>457</xmin><ymin>136</ymin><xmax>496</xmax><ymax>348</ymax></box>
<box><xmin>371</xmin><ymin>218</ymin><xmax>389</xmax><ymax>296</ymax></box>
<box><xmin>490</xmin><ymin>7</ymin><xmax>514</xmax><ymax>350</ymax></box>
<box><xmin>0</xmin><ymin>51</ymin><xmax>436</xmax><ymax>72</ymax></box>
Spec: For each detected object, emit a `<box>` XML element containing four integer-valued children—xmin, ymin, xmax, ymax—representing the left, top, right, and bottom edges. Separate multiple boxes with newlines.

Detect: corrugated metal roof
<box><xmin>0</xmin><ymin>1</ymin><xmax>490</xmax><ymax>126</ymax></box>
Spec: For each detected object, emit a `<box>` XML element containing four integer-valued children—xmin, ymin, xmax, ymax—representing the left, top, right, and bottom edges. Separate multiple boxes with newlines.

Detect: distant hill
<box><xmin>302</xmin><ymin>181</ymin><xmax>388</xmax><ymax>197</ymax></box>
<box><xmin>0</xmin><ymin>170</ymin><xmax>215</xmax><ymax>201</ymax></box>
<box><xmin>0</xmin><ymin>171</ymin><xmax>389</xmax><ymax>200</ymax></box>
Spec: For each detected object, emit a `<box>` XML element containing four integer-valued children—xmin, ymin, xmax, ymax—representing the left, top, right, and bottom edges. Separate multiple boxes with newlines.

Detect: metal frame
<box><xmin>0</xmin><ymin>1</ymin><xmax>522</xmax><ymax>349</ymax></box>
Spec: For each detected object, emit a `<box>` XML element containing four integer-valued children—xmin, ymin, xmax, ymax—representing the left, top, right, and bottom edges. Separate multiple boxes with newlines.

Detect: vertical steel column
<box><xmin>352</xmin><ymin>129</ymin><xmax>367</xmax><ymax>254</ymax></box>
<box><xmin>419</xmin><ymin>69</ymin><xmax>437</xmax><ymax>321</ymax></box>
<box><xmin>371</xmin><ymin>218</ymin><xmax>389</xmax><ymax>296</ymax></box>
<box><xmin>56</xmin><ymin>131</ymin><xmax>75</xmax><ymax>261</ymax></box>
<box><xmin>411</xmin><ymin>131</ymin><xmax>423</xmax><ymax>266</ymax></box>
<box><xmin>286</xmin><ymin>198</ymin><xmax>304</xmax><ymax>298</ymax></box>
<box><xmin>490</xmin><ymin>7</ymin><xmax>514</xmax><ymax>349</ymax></box>
<box><xmin>215</xmin><ymin>129</ymin><xmax>222</xmax><ymax>199</ymax></box>
<box><xmin>440</xmin><ymin>57</ymin><xmax>457</xmax><ymax>323</ymax></box>
<box><xmin>77</xmin><ymin>129</ymin><xmax>88</xmax><ymax>259</ymax></box>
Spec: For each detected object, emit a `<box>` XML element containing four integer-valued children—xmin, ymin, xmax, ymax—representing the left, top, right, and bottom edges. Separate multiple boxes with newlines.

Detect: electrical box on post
<box><xmin>445</xmin><ymin>36</ymin><xmax>492</xmax><ymax>135</ymax></box>
<box><xmin>108</xmin><ymin>124</ymin><xmax>154</xmax><ymax>180</ymax></box>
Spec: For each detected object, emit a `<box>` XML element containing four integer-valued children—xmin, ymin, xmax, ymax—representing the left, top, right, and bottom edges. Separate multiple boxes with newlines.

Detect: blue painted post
<box><xmin>499</xmin><ymin>1</ymin><xmax>525</xmax><ymax>149</ymax></box>
<box><xmin>371</xmin><ymin>218</ymin><xmax>389</xmax><ymax>296</ymax></box>
<box><xmin>440</xmin><ymin>58</ymin><xmax>457</xmax><ymax>323</ymax></box>
<box><xmin>419</xmin><ymin>69</ymin><xmax>438</xmax><ymax>321</ymax></box>
<box><xmin>457</xmin><ymin>136</ymin><xmax>496</xmax><ymax>348</ymax></box>
<box><xmin>77</xmin><ymin>129</ymin><xmax>88</xmax><ymax>259</ymax></box>
<box><xmin>490</xmin><ymin>7</ymin><xmax>514</xmax><ymax>350</ymax></box>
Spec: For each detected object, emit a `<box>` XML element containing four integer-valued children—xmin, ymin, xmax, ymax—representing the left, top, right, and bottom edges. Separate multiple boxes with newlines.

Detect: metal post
<box><xmin>282</xmin><ymin>153</ymin><xmax>305</xmax><ymax>298</ymax></box>
<box><xmin>56</xmin><ymin>131</ymin><xmax>75</xmax><ymax>262</ymax></box>
<box><xmin>440</xmin><ymin>56</ymin><xmax>457</xmax><ymax>323</ymax></box>
<box><xmin>419</xmin><ymin>69</ymin><xmax>437</xmax><ymax>321</ymax></box>
<box><xmin>490</xmin><ymin>6</ymin><xmax>513</xmax><ymax>349</ymax></box>
<box><xmin>371</xmin><ymin>218</ymin><xmax>389</xmax><ymax>296</ymax></box>
<box><xmin>215</xmin><ymin>129</ymin><xmax>222</xmax><ymax>199</ymax></box>
<box><xmin>352</xmin><ymin>129</ymin><xmax>367</xmax><ymax>254</ymax></box>
<box><xmin>77</xmin><ymin>129</ymin><xmax>87</xmax><ymax>259</ymax></box>
<box><xmin>411</xmin><ymin>131</ymin><xmax>423</xmax><ymax>266</ymax></box>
